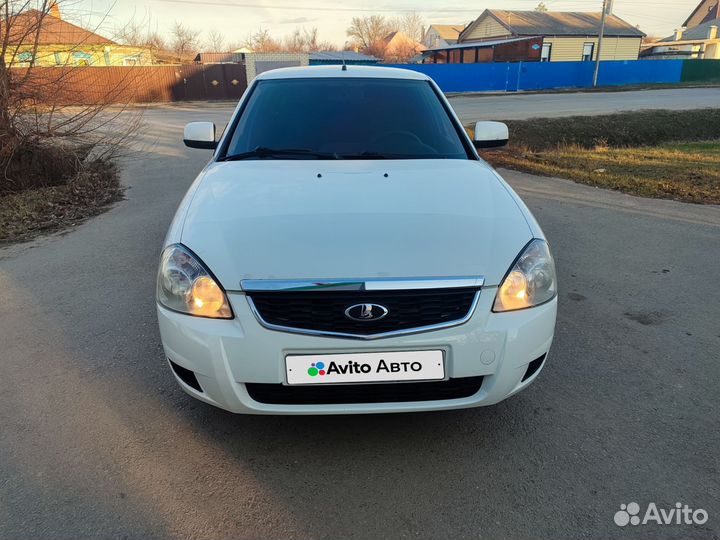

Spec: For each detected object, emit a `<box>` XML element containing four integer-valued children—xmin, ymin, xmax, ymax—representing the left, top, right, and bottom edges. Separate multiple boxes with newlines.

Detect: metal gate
<box><xmin>174</xmin><ymin>63</ymin><xmax>248</xmax><ymax>100</ymax></box>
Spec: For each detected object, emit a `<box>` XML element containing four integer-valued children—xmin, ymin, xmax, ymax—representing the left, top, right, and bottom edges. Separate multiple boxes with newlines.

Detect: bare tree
<box><xmin>239</xmin><ymin>27</ymin><xmax>337</xmax><ymax>54</ymax></box>
<box><xmin>241</xmin><ymin>28</ymin><xmax>282</xmax><ymax>52</ymax></box>
<box><xmin>314</xmin><ymin>39</ymin><xmax>337</xmax><ymax>52</ymax></box>
<box><xmin>346</xmin><ymin>15</ymin><xmax>393</xmax><ymax>50</ymax></box>
<box><xmin>0</xmin><ymin>0</ymin><xmax>142</xmax><ymax>192</ymax></box>
<box><xmin>283</xmin><ymin>27</ymin><xmax>312</xmax><ymax>52</ymax></box>
<box><xmin>144</xmin><ymin>31</ymin><xmax>167</xmax><ymax>51</ymax></box>
<box><xmin>282</xmin><ymin>27</ymin><xmax>337</xmax><ymax>52</ymax></box>
<box><xmin>345</xmin><ymin>15</ymin><xmax>425</xmax><ymax>60</ymax></box>
<box><xmin>169</xmin><ymin>21</ymin><xmax>200</xmax><ymax>57</ymax></box>
<box><xmin>206</xmin><ymin>28</ymin><xmax>225</xmax><ymax>52</ymax></box>
<box><xmin>225</xmin><ymin>40</ymin><xmax>244</xmax><ymax>51</ymax></box>
<box><xmin>397</xmin><ymin>12</ymin><xmax>425</xmax><ymax>44</ymax></box>
<box><xmin>113</xmin><ymin>18</ymin><xmax>168</xmax><ymax>64</ymax></box>
<box><xmin>113</xmin><ymin>19</ymin><xmax>147</xmax><ymax>46</ymax></box>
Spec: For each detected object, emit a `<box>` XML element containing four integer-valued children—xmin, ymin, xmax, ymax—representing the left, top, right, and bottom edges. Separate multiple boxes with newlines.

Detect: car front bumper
<box><xmin>157</xmin><ymin>290</ymin><xmax>557</xmax><ymax>414</ymax></box>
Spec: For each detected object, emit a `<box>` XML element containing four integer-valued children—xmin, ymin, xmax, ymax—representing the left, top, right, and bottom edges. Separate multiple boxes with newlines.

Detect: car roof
<box><xmin>255</xmin><ymin>65</ymin><xmax>430</xmax><ymax>81</ymax></box>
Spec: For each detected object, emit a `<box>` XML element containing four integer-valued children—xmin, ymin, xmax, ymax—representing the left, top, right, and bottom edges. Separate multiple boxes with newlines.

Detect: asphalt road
<box><xmin>1</xmin><ymin>100</ymin><xmax>719</xmax><ymax>540</ymax></box>
<box><xmin>448</xmin><ymin>87</ymin><xmax>720</xmax><ymax>120</ymax></box>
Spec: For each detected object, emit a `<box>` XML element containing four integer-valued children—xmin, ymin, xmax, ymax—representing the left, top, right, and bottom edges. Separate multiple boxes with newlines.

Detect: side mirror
<box><xmin>183</xmin><ymin>122</ymin><xmax>217</xmax><ymax>149</ymax></box>
<box><xmin>472</xmin><ymin>121</ymin><xmax>509</xmax><ymax>149</ymax></box>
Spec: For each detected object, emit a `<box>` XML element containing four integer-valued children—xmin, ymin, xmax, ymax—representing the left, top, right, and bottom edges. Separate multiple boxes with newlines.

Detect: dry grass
<box><xmin>0</xmin><ymin>160</ymin><xmax>123</xmax><ymax>244</ymax></box>
<box><xmin>486</xmin><ymin>141</ymin><xmax>720</xmax><ymax>204</ymax></box>
<box><xmin>479</xmin><ymin>109</ymin><xmax>720</xmax><ymax>204</ymax></box>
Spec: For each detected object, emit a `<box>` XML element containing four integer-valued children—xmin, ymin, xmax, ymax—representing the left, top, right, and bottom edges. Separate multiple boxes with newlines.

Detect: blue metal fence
<box><xmin>383</xmin><ymin>60</ymin><xmax>685</xmax><ymax>93</ymax></box>
<box><xmin>597</xmin><ymin>60</ymin><xmax>684</xmax><ymax>87</ymax></box>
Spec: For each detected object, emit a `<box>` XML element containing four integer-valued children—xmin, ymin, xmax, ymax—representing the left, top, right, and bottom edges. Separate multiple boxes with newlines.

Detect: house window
<box><xmin>582</xmin><ymin>42</ymin><xmax>595</xmax><ymax>61</ymax></box>
<box><xmin>17</xmin><ymin>51</ymin><xmax>34</xmax><ymax>67</ymax></box>
<box><xmin>72</xmin><ymin>51</ymin><xmax>93</xmax><ymax>66</ymax></box>
<box><xmin>541</xmin><ymin>43</ymin><xmax>552</xmax><ymax>62</ymax></box>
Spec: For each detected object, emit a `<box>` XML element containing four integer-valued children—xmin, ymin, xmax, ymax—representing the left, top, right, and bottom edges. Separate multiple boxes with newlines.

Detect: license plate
<box><xmin>285</xmin><ymin>350</ymin><xmax>444</xmax><ymax>385</ymax></box>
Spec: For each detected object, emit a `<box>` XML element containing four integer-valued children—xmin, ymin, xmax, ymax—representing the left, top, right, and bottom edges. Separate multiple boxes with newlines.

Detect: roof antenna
<box><xmin>341</xmin><ymin>50</ymin><xmax>347</xmax><ymax>71</ymax></box>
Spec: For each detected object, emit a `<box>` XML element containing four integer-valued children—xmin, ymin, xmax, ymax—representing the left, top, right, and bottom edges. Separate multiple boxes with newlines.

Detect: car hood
<box><xmin>180</xmin><ymin>160</ymin><xmax>533</xmax><ymax>289</ymax></box>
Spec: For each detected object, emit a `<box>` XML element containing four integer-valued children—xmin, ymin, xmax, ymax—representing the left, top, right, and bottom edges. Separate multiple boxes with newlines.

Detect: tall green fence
<box><xmin>680</xmin><ymin>60</ymin><xmax>720</xmax><ymax>83</ymax></box>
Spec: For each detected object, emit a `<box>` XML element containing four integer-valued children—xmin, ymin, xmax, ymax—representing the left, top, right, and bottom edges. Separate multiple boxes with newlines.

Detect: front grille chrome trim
<box><xmin>239</xmin><ymin>276</ymin><xmax>484</xmax><ymax>292</ymax></box>
<box><xmin>245</xmin><ymin>290</ymin><xmax>482</xmax><ymax>340</ymax></box>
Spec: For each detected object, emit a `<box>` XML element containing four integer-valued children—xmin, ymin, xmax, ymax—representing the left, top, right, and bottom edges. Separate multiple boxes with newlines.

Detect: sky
<box><xmin>69</xmin><ymin>0</ymin><xmax>702</xmax><ymax>48</ymax></box>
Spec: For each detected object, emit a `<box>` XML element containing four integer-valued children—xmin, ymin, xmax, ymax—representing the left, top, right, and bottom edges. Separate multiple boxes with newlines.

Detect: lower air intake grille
<box><xmin>248</xmin><ymin>287</ymin><xmax>478</xmax><ymax>337</ymax></box>
<box><xmin>245</xmin><ymin>377</ymin><xmax>484</xmax><ymax>405</ymax></box>
<box><xmin>168</xmin><ymin>360</ymin><xmax>203</xmax><ymax>392</ymax></box>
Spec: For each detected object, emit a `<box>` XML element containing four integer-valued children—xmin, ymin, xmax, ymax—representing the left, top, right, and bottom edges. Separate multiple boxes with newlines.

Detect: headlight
<box><xmin>157</xmin><ymin>244</ymin><xmax>233</xmax><ymax>319</ymax></box>
<box><xmin>493</xmin><ymin>239</ymin><xmax>557</xmax><ymax>312</ymax></box>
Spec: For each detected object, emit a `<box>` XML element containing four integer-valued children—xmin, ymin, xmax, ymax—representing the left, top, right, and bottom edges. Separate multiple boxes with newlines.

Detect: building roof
<box><xmin>382</xmin><ymin>31</ymin><xmax>422</xmax><ymax>46</ymax></box>
<box><xmin>383</xmin><ymin>31</ymin><xmax>401</xmax><ymax>44</ymax></box>
<box><xmin>659</xmin><ymin>18</ymin><xmax>720</xmax><ymax>42</ymax></box>
<box><xmin>309</xmin><ymin>50</ymin><xmax>380</xmax><ymax>62</ymax></box>
<box><xmin>683</xmin><ymin>0</ymin><xmax>720</xmax><ymax>28</ymax></box>
<box><xmin>382</xmin><ymin>31</ymin><xmax>427</xmax><ymax>53</ymax></box>
<box><xmin>425</xmin><ymin>36</ymin><xmax>536</xmax><ymax>53</ymax></box>
<box><xmin>463</xmin><ymin>9</ymin><xmax>645</xmax><ymax>39</ymax></box>
<box><xmin>427</xmin><ymin>24</ymin><xmax>466</xmax><ymax>40</ymax></box>
<box><xmin>7</xmin><ymin>9</ymin><xmax>115</xmax><ymax>46</ymax></box>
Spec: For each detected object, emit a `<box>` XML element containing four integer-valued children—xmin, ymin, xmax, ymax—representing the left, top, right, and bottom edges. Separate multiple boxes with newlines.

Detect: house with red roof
<box><xmin>6</xmin><ymin>5</ymin><xmax>154</xmax><ymax>67</ymax></box>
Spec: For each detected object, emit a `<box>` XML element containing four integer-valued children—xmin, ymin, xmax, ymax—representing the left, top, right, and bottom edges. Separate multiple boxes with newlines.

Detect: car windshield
<box><xmin>223</xmin><ymin>77</ymin><xmax>470</xmax><ymax>160</ymax></box>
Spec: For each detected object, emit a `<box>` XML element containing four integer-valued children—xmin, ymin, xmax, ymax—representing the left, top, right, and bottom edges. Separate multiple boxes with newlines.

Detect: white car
<box><xmin>157</xmin><ymin>65</ymin><xmax>557</xmax><ymax>414</ymax></box>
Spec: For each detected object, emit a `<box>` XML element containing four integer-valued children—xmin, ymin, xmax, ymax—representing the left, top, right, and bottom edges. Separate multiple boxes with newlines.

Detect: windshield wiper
<box><xmin>222</xmin><ymin>147</ymin><xmax>339</xmax><ymax>161</ymax></box>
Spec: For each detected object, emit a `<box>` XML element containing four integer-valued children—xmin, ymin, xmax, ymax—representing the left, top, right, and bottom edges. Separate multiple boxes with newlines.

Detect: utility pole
<box><xmin>593</xmin><ymin>0</ymin><xmax>609</xmax><ymax>87</ymax></box>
